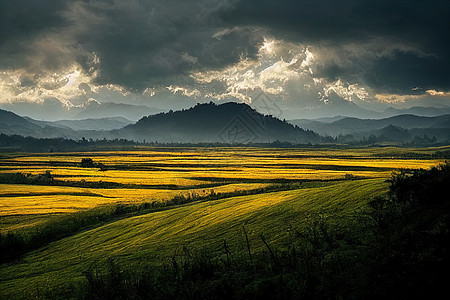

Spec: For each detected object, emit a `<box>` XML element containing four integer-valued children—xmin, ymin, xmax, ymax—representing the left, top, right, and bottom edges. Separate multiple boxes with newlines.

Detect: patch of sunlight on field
<box><xmin>96</xmin><ymin>183</ymin><xmax>269</xmax><ymax>201</ymax></box>
<box><xmin>285</xmin><ymin>158</ymin><xmax>440</xmax><ymax>169</ymax></box>
<box><xmin>0</xmin><ymin>183</ymin><xmax>269</xmax><ymax>218</ymax></box>
<box><xmin>0</xmin><ymin>184</ymin><xmax>92</xmax><ymax>196</ymax></box>
<box><xmin>0</xmin><ymin>179</ymin><xmax>388</xmax><ymax>297</ymax></box>
<box><xmin>0</xmin><ymin>195</ymin><xmax>115</xmax><ymax>216</ymax></box>
<box><xmin>0</xmin><ymin>167</ymin><xmax>347</xmax><ymax>182</ymax></box>
<box><xmin>56</xmin><ymin>169</ymin><xmax>209</xmax><ymax>186</ymax></box>
<box><xmin>0</xmin><ymin>167</ymin><xmax>102</xmax><ymax>177</ymax></box>
<box><xmin>0</xmin><ymin>168</ymin><xmax>211</xmax><ymax>186</ymax></box>
<box><xmin>185</xmin><ymin>168</ymin><xmax>391</xmax><ymax>180</ymax></box>
<box><xmin>0</xmin><ymin>147</ymin><xmax>444</xmax><ymax>233</ymax></box>
<box><xmin>2</xmin><ymin>162</ymin><xmax>436</xmax><ymax>183</ymax></box>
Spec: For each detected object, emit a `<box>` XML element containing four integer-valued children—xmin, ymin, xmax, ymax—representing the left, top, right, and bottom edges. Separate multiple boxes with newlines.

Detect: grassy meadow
<box><xmin>0</xmin><ymin>146</ymin><xmax>448</xmax><ymax>298</ymax></box>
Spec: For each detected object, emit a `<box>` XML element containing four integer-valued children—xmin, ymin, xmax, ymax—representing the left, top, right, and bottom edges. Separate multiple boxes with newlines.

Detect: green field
<box><xmin>0</xmin><ymin>146</ymin><xmax>448</xmax><ymax>298</ymax></box>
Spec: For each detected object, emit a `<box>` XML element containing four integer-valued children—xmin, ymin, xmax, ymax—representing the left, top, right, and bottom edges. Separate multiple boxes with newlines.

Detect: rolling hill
<box><xmin>0</xmin><ymin>109</ymin><xmax>80</xmax><ymax>139</ymax></box>
<box><xmin>115</xmin><ymin>102</ymin><xmax>322</xmax><ymax>143</ymax></box>
<box><xmin>1</xmin><ymin>103</ymin><xmax>323</xmax><ymax>144</ymax></box>
<box><xmin>0</xmin><ymin>178</ymin><xmax>388</xmax><ymax>298</ymax></box>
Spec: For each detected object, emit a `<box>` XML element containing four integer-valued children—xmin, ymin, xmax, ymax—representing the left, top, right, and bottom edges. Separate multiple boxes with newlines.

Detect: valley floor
<box><xmin>0</xmin><ymin>146</ymin><xmax>448</xmax><ymax>298</ymax></box>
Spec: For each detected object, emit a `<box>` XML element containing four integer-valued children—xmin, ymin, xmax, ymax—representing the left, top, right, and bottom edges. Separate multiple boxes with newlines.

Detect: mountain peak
<box><xmin>122</xmin><ymin>102</ymin><xmax>321</xmax><ymax>143</ymax></box>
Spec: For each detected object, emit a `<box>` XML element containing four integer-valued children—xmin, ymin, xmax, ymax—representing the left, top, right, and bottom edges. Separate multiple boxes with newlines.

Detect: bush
<box><xmin>81</xmin><ymin>158</ymin><xmax>95</xmax><ymax>168</ymax></box>
<box><xmin>367</xmin><ymin>161</ymin><xmax>450</xmax><ymax>298</ymax></box>
<box><xmin>389</xmin><ymin>161</ymin><xmax>450</xmax><ymax>204</ymax></box>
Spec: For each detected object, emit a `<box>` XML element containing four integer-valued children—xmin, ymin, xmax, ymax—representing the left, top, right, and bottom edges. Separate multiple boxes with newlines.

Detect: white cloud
<box><xmin>166</xmin><ymin>85</ymin><xmax>202</xmax><ymax>98</ymax></box>
<box><xmin>0</xmin><ymin>62</ymin><xmax>129</xmax><ymax>109</ymax></box>
<box><xmin>323</xmin><ymin>80</ymin><xmax>369</xmax><ymax>102</ymax></box>
<box><xmin>426</xmin><ymin>90</ymin><xmax>450</xmax><ymax>97</ymax></box>
<box><xmin>374</xmin><ymin>91</ymin><xmax>450</xmax><ymax>105</ymax></box>
<box><xmin>176</xmin><ymin>37</ymin><xmax>372</xmax><ymax>108</ymax></box>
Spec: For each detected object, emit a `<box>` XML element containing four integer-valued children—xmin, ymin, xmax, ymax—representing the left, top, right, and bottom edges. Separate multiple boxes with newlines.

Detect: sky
<box><xmin>1</xmin><ymin>0</ymin><xmax>450</xmax><ymax>120</ymax></box>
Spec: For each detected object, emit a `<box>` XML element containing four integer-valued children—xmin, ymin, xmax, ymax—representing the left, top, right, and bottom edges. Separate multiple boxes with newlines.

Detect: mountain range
<box><xmin>0</xmin><ymin>103</ymin><xmax>321</xmax><ymax>143</ymax></box>
<box><xmin>75</xmin><ymin>101</ymin><xmax>162</xmax><ymax>121</ymax></box>
<box><xmin>289</xmin><ymin>91</ymin><xmax>450</xmax><ymax>120</ymax></box>
<box><xmin>1</xmin><ymin>102</ymin><xmax>450</xmax><ymax>146</ymax></box>
<box><xmin>294</xmin><ymin>100</ymin><xmax>450</xmax><ymax>120</ymax></box>
<box><xmin>0</xmin><ymin>109</ymin><xmax>79</xmax><ymax>139</ymax></box>
<box><xmin>25</xmin><ymin>116</ymin><xmax>132</xmax><ymax>131</ymax></box>
<box><xmin>289</xmin><ymin>114</ymin><xmax>450</xmax><ymax>137</ymax></box>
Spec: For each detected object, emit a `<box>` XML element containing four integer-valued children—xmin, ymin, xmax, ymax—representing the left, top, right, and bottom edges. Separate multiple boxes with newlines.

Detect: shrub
<box><xmin>81</xmin><ymin>158</ymin><xmax>95</xmax><ymax>168</ymax></box>
<box><xmin>389</xmin><ymin>161</ymin><xmax>450</xmax><ymax>204</ymax></box>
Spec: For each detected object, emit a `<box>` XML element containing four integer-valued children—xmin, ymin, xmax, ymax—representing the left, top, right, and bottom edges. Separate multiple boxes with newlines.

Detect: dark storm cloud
<box><xmin>0</xmin><ymin>0</ymin><xmax>69</xmax><ymax>71</ymax></box>
<box><xmin>0</xmin><ymin>0</ymin><xmax>263</xmax><ymax>90</ymax></box>
<box><xmin>1</xmin><ymin>0</ymin><xmax>449</xmax><ymax>94</ymax></box>
<box><xmin>223</xmin><ymin>0</ymin><xmax>450</xmax><ymax>93</ymax></box>
<box><xmin>224</xmin><ymin>1</ymin><xmax>447</xmax><ymax>40</ymax></box>
<box><xmin>0</xmin><ymin>0</ymin><xmax>65</xmax><ymax>44</ymax></box>
<box><xmin>67</xmin><ymin>0</ymin><xmax>263</xmax><ymax>89</ymax></box>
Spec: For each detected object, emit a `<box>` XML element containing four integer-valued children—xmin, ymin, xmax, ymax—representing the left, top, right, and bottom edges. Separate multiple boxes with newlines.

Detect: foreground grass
<box><xmin>0</xmin><ymin>178</ymin><xmax>387</xmax><ymax>298</ymax></box>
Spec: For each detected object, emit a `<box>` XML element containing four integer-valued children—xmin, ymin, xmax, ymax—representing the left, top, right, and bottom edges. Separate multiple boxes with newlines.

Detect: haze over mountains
<box><xmin>0</xmin><ymin>103</ymin><xmax>321</xmax><ymax>143</ymax></box>
<box><xmin>291</xmin><ymin>93</ymin><xmax>450</xmax><ymax>120</ymax></box>
<box><xmin>0</xmin><ymin>100</ymin><xmax>162</xmax><ymax>122</ymax></box>
<box><xmin>289</xmin><ymin>114</ymin><xmax>450</xmax><ymax>136</ymax></box>
<box><xmin>116</xmin><ymin>102</ymin><xmax>321</xmax><ymax>143</ymax></box>
<box><xmin>1</xmin><ymin>101</ymin><xmax>450</xmax><ymax>146</ymax></box>
<box><xmin>289</xmin><ymin>114</ymin><xmax>450</xmax><ymax>145</ymax></box>
<box><xmin>2</xmin><ymin>92</ymin><xmax>450</xmax><ymax>122</ymax></box>
<box><xmin>25</xmin><ymin>117</ymin><xmax>132</xmax><ymax>131</ymax></box>
<box><xmin>0</xmin><ymin>109</ymin><xmax>79</xmax><ymax>139</ymax></box>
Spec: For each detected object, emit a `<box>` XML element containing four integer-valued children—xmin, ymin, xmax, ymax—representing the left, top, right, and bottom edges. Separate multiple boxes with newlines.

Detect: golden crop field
<box><xmin>0</xmin><ymin>146</ymin><xmax>446</xmax><ymax>233</ymax></box>
<box><xmin>0</xmin><ymin>183</ymin><xmax>268</xmax><ymax>217</ymax></box>
<box><xmin>0</xmin><ymin>146</ymin><xmax>448</xmax><ymax>298</ymax></box>
<box><xmin>0</xmin><ymin>178</ymin><xmax>389</xmax><ymax>297</ymax></box>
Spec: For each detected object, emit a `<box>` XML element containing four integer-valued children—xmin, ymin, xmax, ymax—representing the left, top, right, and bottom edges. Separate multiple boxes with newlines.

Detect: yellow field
<box><xmin>0</xmin><ymin>183</ymin><xmax>268</xmax><ymax>217</ymax></box>
<box><xmin>0</xmin><ymin>146</ymin><xmax>445</xmax><ymax>232</ymax></box>
<box><xmin>0</xmin><ymin>146</ymin><xmax>448</xmax><ymax>298</ymax></box>
<box><xmin>1</xmin><ymin>149</ymin><xmax>441</xmax><ymax>183</ymax></box>
<box><xmin>0</xmin><ymin>178</ymin><xmax>389</xmax><ymax>297</ymax></box>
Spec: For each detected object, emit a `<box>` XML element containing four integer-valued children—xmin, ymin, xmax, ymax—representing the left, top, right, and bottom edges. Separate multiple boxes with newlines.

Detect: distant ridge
<box><xmin>0</xmin><ymin>109</ymin><xmax>79</xmax><ymax>139</ymax></box>
<box><xmin>289</xmin><ymin>114</ymin><xmax>450</xmax><ymax>137</ymax></box>
<box><xmin>115</xmin><ymin>102</ymin><xmax>322</xmax><ymax>143</ymax></box>
<box><xmin>382</xmin><ymin>106</ymin><xmax>450</xmax><ymax>118</ymax></box>
<box><xmin>76</xmin><ymin>101</ymin><xmax>162</xmax><ymax>121</ymax></box>
<box><xmin>2</xmin><ymin>104</ymin><xmax>449</xmax><ymax>146</ymax></box>
<box><xmin>1</xmin><ymin>104</ymin><xmax>322</xmax><ymax>143</ymax></box>
<box><xmin>25</xmin><ymin>116</ymin><xmax>132</xmax><ymax>131</ymax></box>
<box><xmin>0</xmin><ymin>100</ymin><xmax>163</xmax><ymax>121</ymax></box>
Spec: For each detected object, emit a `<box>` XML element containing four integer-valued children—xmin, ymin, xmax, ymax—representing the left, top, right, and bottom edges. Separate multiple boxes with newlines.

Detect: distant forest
<box><xmin>2</xmin><ymin>134</ymin><xmax>450</xmax><ymax>156</ymax></box>
<box><xmin>0</xmin><ymin>133</ymin><xmax>322</xmax><ymax>152</ymax></box>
